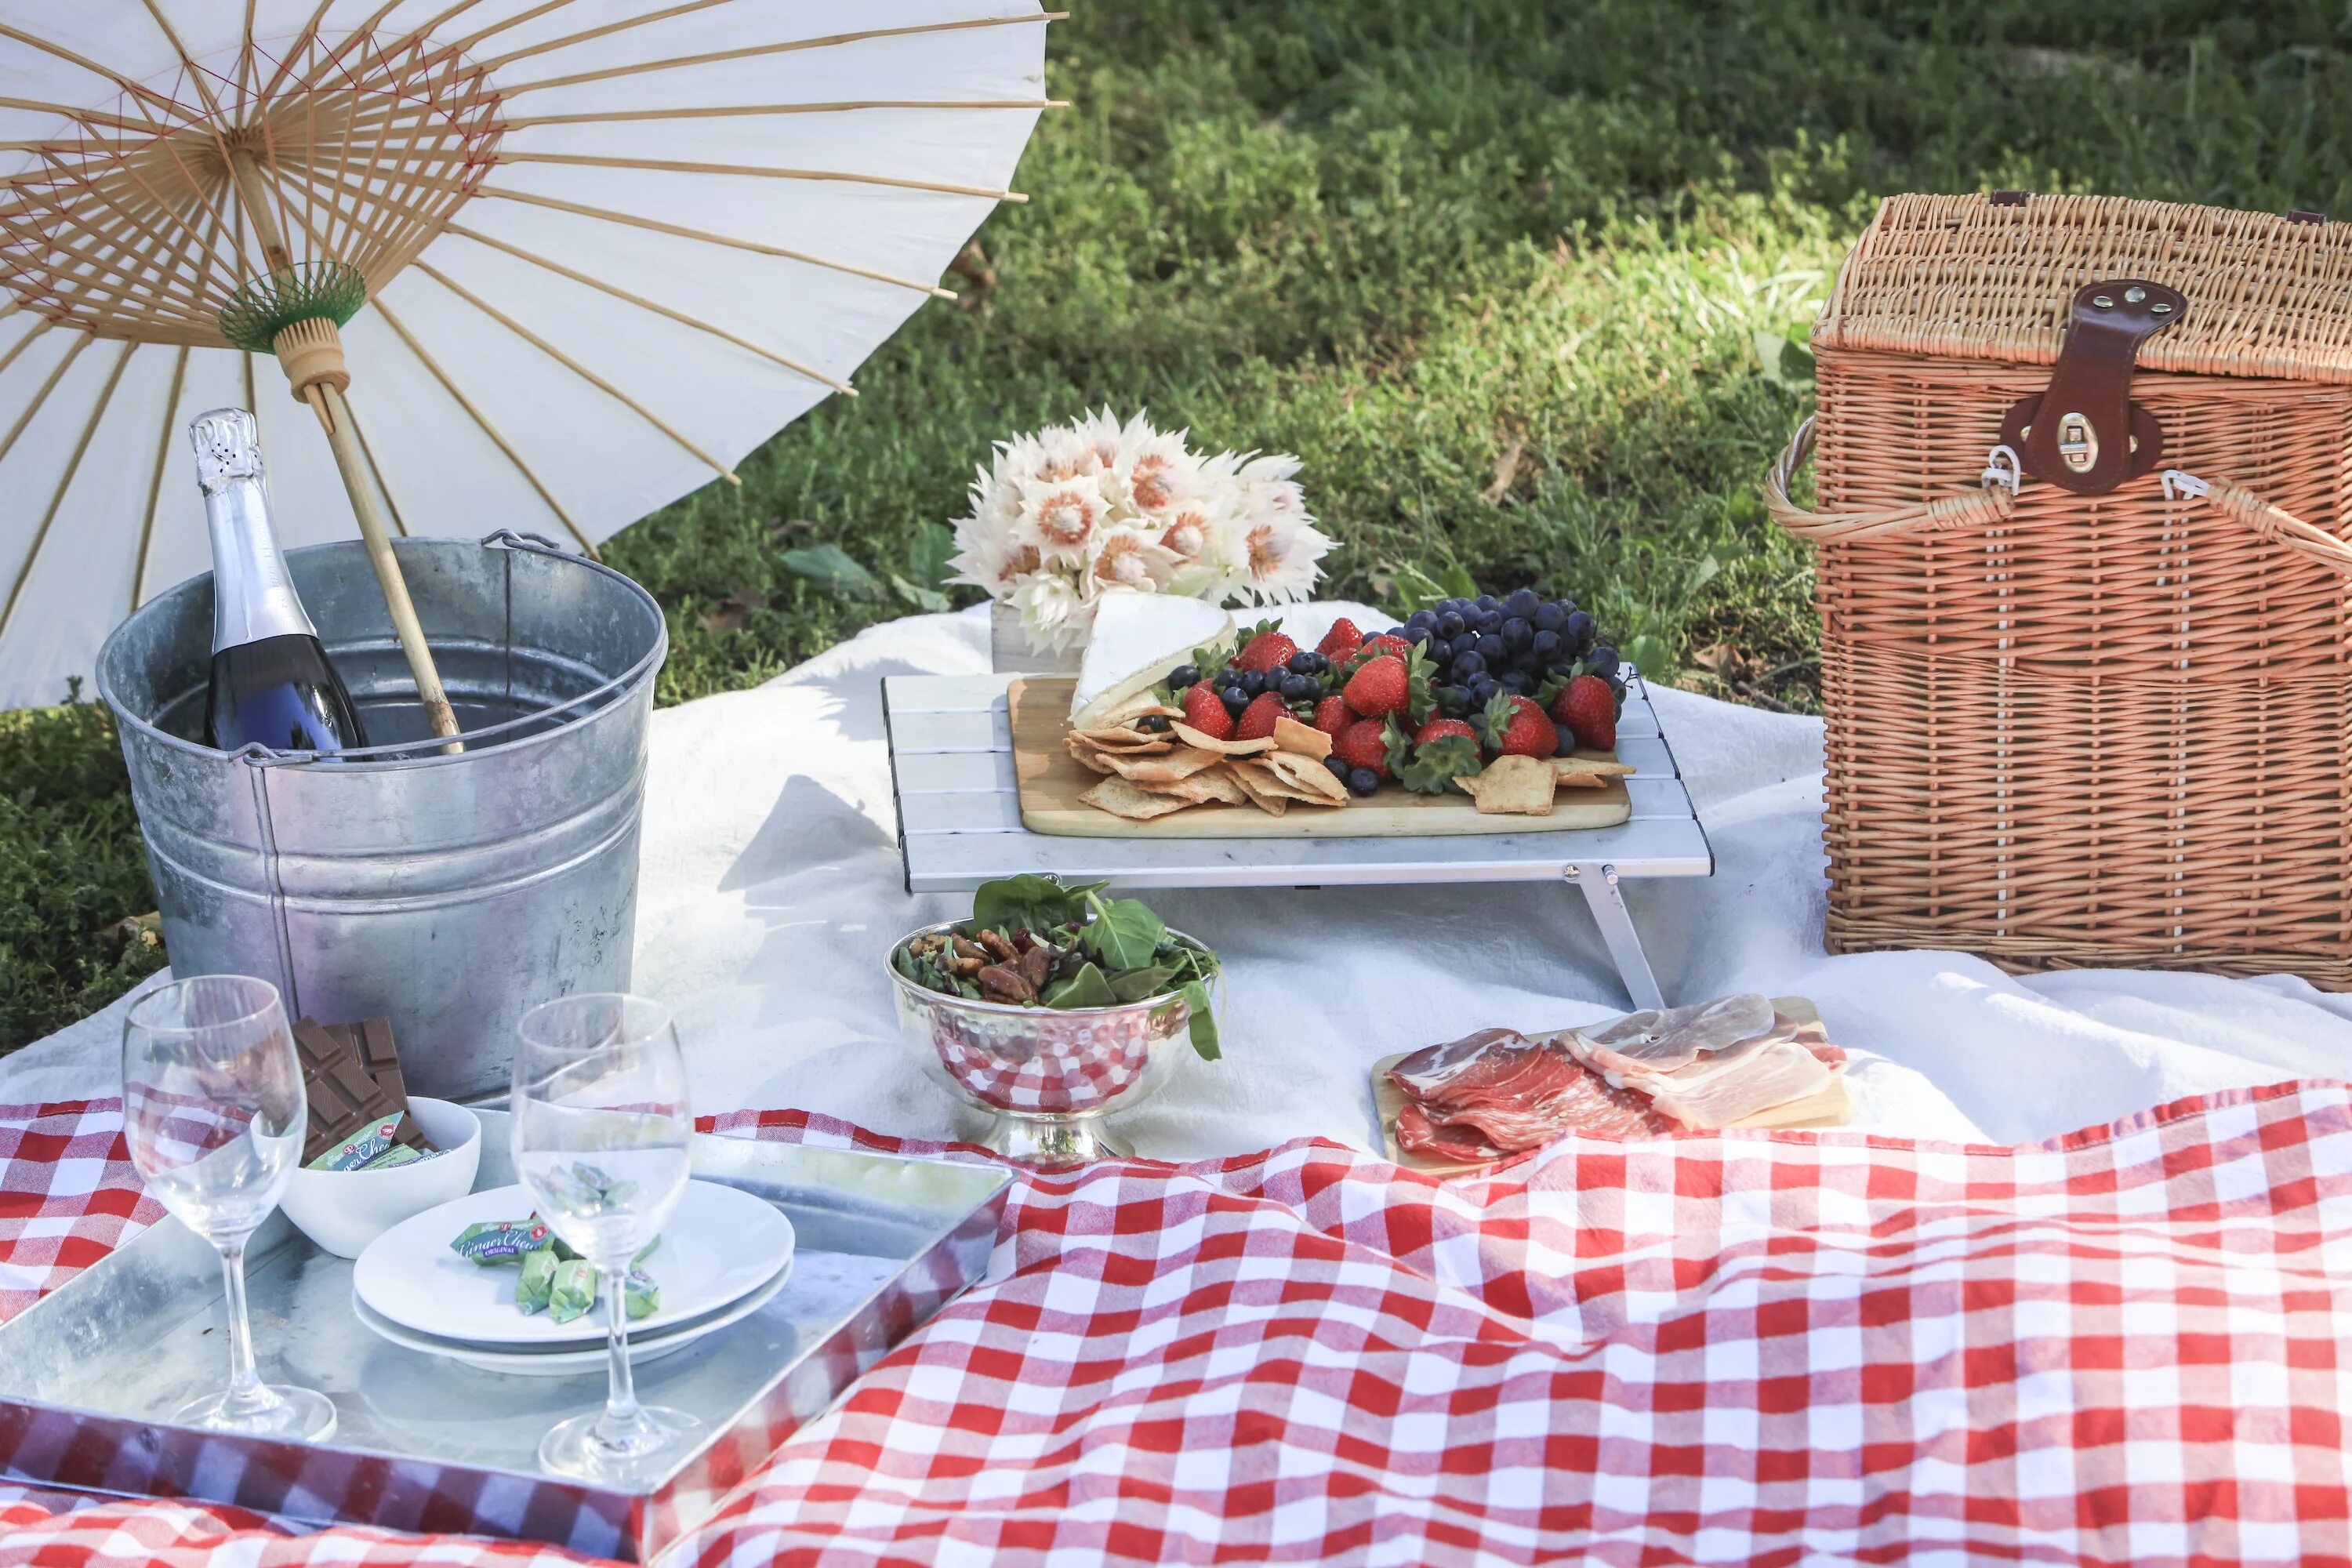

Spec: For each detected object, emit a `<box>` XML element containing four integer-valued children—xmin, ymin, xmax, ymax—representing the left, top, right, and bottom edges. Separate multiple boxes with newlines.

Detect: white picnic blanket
<box><xmin>13</xmin><ymin>604</ymin><xmax>2350</xmax><ymax>1150</ymax></box>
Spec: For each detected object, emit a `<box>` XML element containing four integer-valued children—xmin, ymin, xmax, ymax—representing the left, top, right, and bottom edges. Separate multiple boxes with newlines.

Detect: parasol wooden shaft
<box><xmin>227</xmin><ymin>146</ymin><xmax>463</xmax><ymax>747</ymax></box>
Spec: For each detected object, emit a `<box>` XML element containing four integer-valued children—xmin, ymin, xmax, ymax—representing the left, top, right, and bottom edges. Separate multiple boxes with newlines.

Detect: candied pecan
<box><xmin>976</xmin><ymin>964</ymin><xmax>1036</xmax><ymax>1003</ymax></box>
<box><xmin>1018</xmin><ymin>942</ymin><xmax>1054</xmax><ymax>991</ymax></box>
<box><xmin>975</xmin><ymin>928</ymin><xmax>1019</xmax><ymax>964</ymax></box>
<box><xmin>950</xmin><ymin>934</ymin><xmax>989</xmax><ymax>964</ymax></box>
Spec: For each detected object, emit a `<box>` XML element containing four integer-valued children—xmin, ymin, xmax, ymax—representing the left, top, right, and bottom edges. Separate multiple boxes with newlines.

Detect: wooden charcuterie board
<box><xmin>1372</xmin><ymin>997</ymin><xmax>1854</xmax><ymax>1176</ymax></box>
<box><xmin>1010</xmin><ymin>677</ymin><xmax>1633</xmax><ymax>838</ymax></box>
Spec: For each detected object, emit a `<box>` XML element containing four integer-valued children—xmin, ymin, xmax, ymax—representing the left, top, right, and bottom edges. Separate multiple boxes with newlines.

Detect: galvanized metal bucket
<box><xmin>96</xmin><ymin>532</ymin><xmax>666</xmax><ymax>1101</ymax></box>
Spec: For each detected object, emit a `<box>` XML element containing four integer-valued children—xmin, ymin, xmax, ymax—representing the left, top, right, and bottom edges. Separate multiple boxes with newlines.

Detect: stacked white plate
<box><xmin>351</xmin><ymin>1181</ymin><xmax>797</xmax><ymax>1377</ymax></box>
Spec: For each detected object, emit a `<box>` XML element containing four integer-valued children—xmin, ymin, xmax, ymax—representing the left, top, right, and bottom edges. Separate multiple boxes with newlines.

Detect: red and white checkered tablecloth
<box><xmin>1</xmin><ymin>1085</ymin><xmax>2349</xmax><ymax>1566</ymax></box>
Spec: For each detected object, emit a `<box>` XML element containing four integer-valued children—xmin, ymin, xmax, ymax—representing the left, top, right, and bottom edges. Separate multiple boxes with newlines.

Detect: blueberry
<box><xmin>1499</xmin><ymin>670</ymin><xmax>1530</xmax><ymax>694</ymax></box>
<box><xmin>1346</xmin><ymin>767</ymin><xmax>1382</xmax><ymax>797</ymax></box>
<box><xmin>1605</xmin><ymin>673</ymin><xmax>1626</xmax><ymax>697</ymax></box>
<box><xmin>1326</xmin><ymin>755</ymin><xmax>1352</xmax><ymax>781</ymax></box>
<box><xmin>1139</xmin><ymin>714</ymin><xmax>1171</xmax><ymax>732</ymax></box>
<box><xmin>1169</xmin><ymin>663</ymin><xmax>1200</xmax><ymax>691</ymax></box>
<box><xmin>1438</xmin><ymin>684</ymin><xmax>1469</xmax><ymax>712</ymax></box>
<box><xmin>1505</xmin><ymin>586</ymin><xmax>1541</xmax><ymax>619</ymax></box>
<box><xmin>1286</xmin><ymin>651</ymin><xmax>1315</xmax><ymax>675</ymax></box>
<box><xmin>1475</xmin><ymin>632</ymin><xmax>1511</xmax><ymax>663</ymax></box>
<box><xmin>1450</xmin><ymin>651</ymin><xmax>1486</xmax><ymax>681</ymax></box>
<box><xmin>1470</xmin><ymin>677</ymin><xmax>1501</xmax><ymax>706</ymax></box>
<box><xmin>1425</xmin><ymin>637</ymin><xmax>1452</xmax><ymax>666</ymax></box>
<box><xmin>1556</xmin><ymin>722</ymin><xmax>1578</xmax><ymax>753</ymax></box>
<box><xmin>1437</xmin><ymin>611</ymin><xmax>1466</xmax><ymax>638</ymax></box>
<box><xmin>1282</xmin><ymin>673</ymin><xmax>1321</xmax><ymax>703</ymax></box>
<box><xmin>1531</xmin><ymin>629</ymin><xmax>1562</xmax><ymax>662</ymax></box>
<box><xmin>1404</xmin><ymin>622</ymin><xmax>1432</xmax><ymax>644</ymax></box>
<box><xmin>1563</xmin><ymin>609</ymin><xmax>1594</xmax><ymax>650</ymax></box>
<box><xmin>1475</xmin><ymin>594</ymin><xmax>1497</xmax><ymax>612</ymax></box>
<box><xmin>1501</xmin><ymin>616</ymin><xmax>1532</xmax><ymax>651</ymax></box>
<box><xmin>1587</xmin><ymin>644</ymin><xmax>1621</xmax><ymax>678</ymax></box>
<box><xmin>1406</xmin><ymin>609</ymin><xmax>1437</xmax><ymax>632</ymax></box>
<box><xmin>1531</xmin><ymin>602</ymin><xmax>1566</xmax><ymax>633</ymax></box>
<box><xmin>1221</xmin><ymin>685</ymin><xmax>1248</xmax><ymax>714</ymax></box>
<box><xmin>1475</xmin><ymin>608</ymin><xmax>1503</xmax><ymax>636</ymax></box>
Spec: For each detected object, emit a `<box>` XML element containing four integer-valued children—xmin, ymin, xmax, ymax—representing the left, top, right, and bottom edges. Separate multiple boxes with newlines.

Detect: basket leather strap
<box><xmin>1762</xmin><ymin>417</ymin><xmax>2352</xmax><ymax>575</ymax></box>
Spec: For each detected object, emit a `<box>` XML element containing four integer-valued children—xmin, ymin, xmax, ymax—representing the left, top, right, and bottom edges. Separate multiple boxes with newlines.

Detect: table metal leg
<box><xmin>1568</xmin><ymin>862</ymin><xmax>1665</xmax><ymax>1011</ymax></box>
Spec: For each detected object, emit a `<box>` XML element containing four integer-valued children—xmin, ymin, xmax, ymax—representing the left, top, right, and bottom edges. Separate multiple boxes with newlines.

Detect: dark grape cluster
<box><xmin>1396</xmin><ymin>588</ymin><xmax>1619</xmax><ymax>716</ymax></box>
<box><xmin>1168</xmin><ymin>648</ymin><xmax>1332</xmax><ymax>719</ymax></box>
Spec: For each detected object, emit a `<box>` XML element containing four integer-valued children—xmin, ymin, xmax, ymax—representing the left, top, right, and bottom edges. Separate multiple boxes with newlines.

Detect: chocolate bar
<box><xmin>291</xmin><ymin>1016</ymin><xmax>430</xmax><ymax>1163</ymax></box>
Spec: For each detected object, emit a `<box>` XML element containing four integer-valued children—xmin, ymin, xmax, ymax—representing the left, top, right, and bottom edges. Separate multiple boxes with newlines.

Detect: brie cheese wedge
<box><xmin>1069</xmin><ymin>594</ymin><xmax>1234</xmax><ymax>728</ymax></box>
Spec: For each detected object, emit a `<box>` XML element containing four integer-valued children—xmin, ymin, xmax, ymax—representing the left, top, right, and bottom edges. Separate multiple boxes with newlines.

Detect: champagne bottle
<box><xmin>191</xmin><ymin>408</ymin><xmax>369</xmax><ymax>754</ymax></box>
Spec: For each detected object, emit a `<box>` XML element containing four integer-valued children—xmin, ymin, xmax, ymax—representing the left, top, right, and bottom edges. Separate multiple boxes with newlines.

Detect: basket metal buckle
<box><xmin>1980</xmin><ymin>444</ymin><xmax>2023</xmax><ymax>495</ymax></box>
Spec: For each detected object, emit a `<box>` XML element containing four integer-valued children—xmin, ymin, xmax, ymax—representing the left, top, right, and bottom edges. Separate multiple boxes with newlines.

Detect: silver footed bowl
<box><xmin>886</xmin><ymin>919</ymin><xmax>1198</xmax><ymax>1167</ymax></box>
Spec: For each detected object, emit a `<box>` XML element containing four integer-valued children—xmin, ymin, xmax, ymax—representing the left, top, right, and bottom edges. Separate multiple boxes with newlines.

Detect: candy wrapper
<box><xmin>515</xmin><ymin>1246</ymin><xmax>558</xmax><ymax>1315</ymax></box>
<box><xmin>450</xmin><ymin>1217</ymin><xmax>554</xmax><ymax>1266</ymax></box>
<box><xmin>304</xmin><ymin>1112</ymin><xmax>411</xmax><ymax>1171</ymax></box>
<box><xmin>548</xmin><ymin>1258</ymin><xmax>597</xmax><ymax>1324</ymax></box>
<box><xmin>625</xmin><ymin>1269</ymin><xmax>659</xmax><ymax>1320</ymax></box>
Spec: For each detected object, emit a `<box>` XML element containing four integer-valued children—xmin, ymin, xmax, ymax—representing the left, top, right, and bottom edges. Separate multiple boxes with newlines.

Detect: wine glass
<box><xmin>512</xmin><ymin>993</ymin><xmax>705</xmax><ymax>1486</ymax></box>
<box><xmin>121</xmin><ymin>975</ymin><xmax>336</xmax><ymax>1440</ymax></box>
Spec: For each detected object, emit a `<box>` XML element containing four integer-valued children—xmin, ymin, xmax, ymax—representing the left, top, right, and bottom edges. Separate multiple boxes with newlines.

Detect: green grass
<box><xmin>9</xmin><ymin>0</ymin><xmax>2352</xmax><ymax>1049</ymax></box>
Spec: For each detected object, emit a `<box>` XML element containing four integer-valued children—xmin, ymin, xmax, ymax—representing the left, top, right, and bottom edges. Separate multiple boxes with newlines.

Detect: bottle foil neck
<box><xmin>204</xmin><ymin>476</ymin><xmax>318</xmax><ymax>650</ymax></box>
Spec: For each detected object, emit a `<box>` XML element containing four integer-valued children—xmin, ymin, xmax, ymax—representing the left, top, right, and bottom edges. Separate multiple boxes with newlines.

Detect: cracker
<box><xmin>1555</xmin><ymin>754</ymin><xmax>1635</xmax><ymax>780</ymax></box>
<box><xmin>1165</xmin><ymin>766</ymin><xmax>1249</xmax><ymax>806</ymax></box>
<box><xmin>1105</xmin><ymin>746</ymin><xmax>1227</xmax><ymax>785</ymax></box>
<box><xmin>1553</xmin><ymin>772</ymin><xmax>1607</xmax><ymax>790</ymax></box>
<box><xmin>1261</xmin><ymin>750</ymin><xmax>1348</xmax><ymax>804</ymax></box>
<box><xmin>1459</xmin><ymin>753</ymin><xmax>1557</xmax><ymax>815</ymax></box>
<box><xmin>1072</xmin><ymin>724</ymin><xmax>1171</xmax><ymax>752</ymax></box>
<box><xmin>1171</xmin><ymin>723</ymin><xmax>1277</xmax><ymax>756</ymax></box>
<box><xmin>1224</xmin><ymin>760</ymin><xmax>1290</xmax><ymax>815</ymax></box>
<box><xmin>1272</xmin><ymin>715</ymin><xmax>1333</xmax><ymax>760</ymax></box>
<box><xmin>1080</xmin><ymin>777</ymin><xmax>1200</xmax><ymax>820</ymax></box>
<box><xmin>1063</xmin><ymin>737</ymin><xmax>1120</xmax><ymax>775</ymax></box>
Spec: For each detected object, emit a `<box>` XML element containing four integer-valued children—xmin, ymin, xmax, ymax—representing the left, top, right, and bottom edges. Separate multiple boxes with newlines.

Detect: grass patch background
<box><xmin>8</xmin><ymin>0</ymin><xmax>2350</xmax><ymax>1048</ymax></box>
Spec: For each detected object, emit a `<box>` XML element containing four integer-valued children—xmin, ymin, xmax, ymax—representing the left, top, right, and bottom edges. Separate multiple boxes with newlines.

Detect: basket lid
<box><xmin>1814</xmin><ymin>192</ymin><xmax>2352</xmax><ymax>383</ymax></box>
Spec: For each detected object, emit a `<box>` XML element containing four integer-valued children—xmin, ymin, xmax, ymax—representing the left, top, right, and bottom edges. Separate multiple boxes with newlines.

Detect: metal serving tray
<box><xmin>0</xmin><ymin>1116</ymin><xmax>1011</xmax><ymax>1561</ymax></box>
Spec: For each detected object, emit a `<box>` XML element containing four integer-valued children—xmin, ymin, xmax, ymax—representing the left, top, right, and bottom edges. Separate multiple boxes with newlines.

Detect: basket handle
<box><xmin>1762</xmin><ymin>417</ymin><xmax>2352</xmax><ymax>574</ymax></box>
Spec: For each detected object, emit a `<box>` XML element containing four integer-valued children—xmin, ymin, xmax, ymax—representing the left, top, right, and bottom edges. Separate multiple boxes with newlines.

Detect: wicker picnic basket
<box><xmin>1764</xmin><ymin>191</ymin><xmax>2352</xmax><ymax>985</ymax></box>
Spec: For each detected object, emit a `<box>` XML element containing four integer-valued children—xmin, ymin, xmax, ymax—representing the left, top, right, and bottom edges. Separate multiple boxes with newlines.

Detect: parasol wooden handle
<box><xmin>227</xmin><ymin>147</ymin><xmax>463</xmax><ymax>749</ymax></box>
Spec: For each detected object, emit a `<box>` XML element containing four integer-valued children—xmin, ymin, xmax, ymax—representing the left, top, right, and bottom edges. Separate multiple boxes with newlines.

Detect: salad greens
<box><xmin>894</xmin><ymin>877</ymin><xmax>1223</xmax><ymax>1059</ymax></box>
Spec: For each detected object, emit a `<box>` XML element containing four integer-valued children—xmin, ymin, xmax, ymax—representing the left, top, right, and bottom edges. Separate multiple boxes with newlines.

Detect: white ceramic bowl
<box><xmin>281</xmin><ymin>1097</ymin><xmax>482</xmax><ymax>1258</ymax></box>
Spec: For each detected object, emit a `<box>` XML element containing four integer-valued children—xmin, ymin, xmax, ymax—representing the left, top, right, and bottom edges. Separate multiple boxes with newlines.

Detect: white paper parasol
<box><xmin>0</xmin><ymin>1</ymin><xmax>1055</xmax><ymax>715</ymax></box>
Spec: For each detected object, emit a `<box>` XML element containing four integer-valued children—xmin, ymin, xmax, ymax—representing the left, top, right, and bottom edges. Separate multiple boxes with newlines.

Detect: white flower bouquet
<box><xmin>949</xmin><ymin>409</ymin><xmax>1332</xmax><ymax>653</ymax></box>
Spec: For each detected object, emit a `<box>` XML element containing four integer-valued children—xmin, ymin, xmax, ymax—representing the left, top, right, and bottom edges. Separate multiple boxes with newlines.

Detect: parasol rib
<box><xmin>0</xmin><ymin>332</ymin><xmax>93</xmax><ymax>468</ymax></box>
<box><xmin>131</xmin><ymin>344</ymin><xmax>192</xmax><ymax>611</ymax></box>
<box><xmin>0</xmin><ymin>341</ymin><xmax>132</xmax><ymax>647</ymax></box>
<box><xmin>485</xmin><ymin>151</ymin><xmax>1025</xmax><ymax>203</ymax></box>
<box><xmin>442</xmin><ymin>222</ymin><xmax>853</xmax><ymax>394</ymax></box>
<box><xmin>369</xmin><ymin>293</ymin><xmax>597</xmax><ymax>557</ymax></box>
<box><xmin>471</xmin><ymin>187</ymin><xmax>958</xmax><ymax>299</ymax></box>
<box><xmin>252</xmin><ymin>0</ymin><xmax>349</xmax><ymax>111</ymax></box>
<box><xmin>410</xmin><ymin>256</ymin><xmax>741</xmax><ymax>485</ymax></box>
<box><xmin>0</xmin><ymin>26</ymin><xmax>208</xmax><ymax>129</ymax></box>
<box><xmin>480</xmin><ymin>3</ymin><xmax>1064</xmax><ymax>77</ymax></box>
<box><xmin>137</xmin><ymin>0</ymin><xmax>229</xmax><ymax>123</ymax></box>
<box><xmin>498</xmin><ymin>13</ymin><xmax>1070</xmax><ymax>97</ymax></box>
<box><xmin>499</xmin><ymin>99</ymin><xmax>1069</xmax><ymax>129</ymax></box>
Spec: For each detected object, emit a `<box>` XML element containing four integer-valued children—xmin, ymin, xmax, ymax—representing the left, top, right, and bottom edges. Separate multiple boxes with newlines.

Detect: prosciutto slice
<box><xmin>1643</xmin><ymin>1040</ymin><xmax>1834</xmax><ymax>1130</ymax></box>
<box><xmin>1388</xmin><ymin>1029</ymin><xmax>1672</xmax><ymax>1152</ymax></box>
<box><xmin>1570</xmin><ymin>994</ymin><xmax>1779</xmax><ymax>1080</ymax></box>
<box><xmin>1394</xmin><ymin>1102</ymin><xmax>1506</xmax><ymax>1162</ymax></box>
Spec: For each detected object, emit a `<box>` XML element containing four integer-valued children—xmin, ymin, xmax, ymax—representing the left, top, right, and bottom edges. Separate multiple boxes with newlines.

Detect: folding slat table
<box><xmin>881</xmin><ymin>673</ymin><xmax>1711</xmax><ymax>1008</ymax></box>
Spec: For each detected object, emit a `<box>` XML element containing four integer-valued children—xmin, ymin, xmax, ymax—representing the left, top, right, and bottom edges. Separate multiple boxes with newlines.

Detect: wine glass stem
<box><xmin>596</xmin><ymin>1268</ymin><xmax>642</xmax><ymax>1446</ymax></box>
<box><xmin>216</xmin><ymin>1239</ymin><xmax>277</xmax><ymax>1420</ymax></box>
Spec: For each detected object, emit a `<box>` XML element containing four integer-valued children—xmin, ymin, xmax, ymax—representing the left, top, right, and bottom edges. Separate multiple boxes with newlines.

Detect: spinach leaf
<box><xmin>1042</xmin><ymin>963</ymin><xmax>1119</xmax><ymax>1010</ymax></box>
<box><xmin>1081</xmin><ymin>892</ymin><xmax>1166</xmax><ymax>971</ymax></box>
<box><xmin>970</xmin><ymin>876</ymin><xmax>1100</xmax><ymax>936</ymax></box>
<box><xmin>1107</xmin><ymin>964</ymin><xmax>1175</xmax><ymax>1003</ymax></box>
<box><xmin>1180</xmin><ymin>980</ymin><xmax>1221</xmax><ymax>1060</ymax></box>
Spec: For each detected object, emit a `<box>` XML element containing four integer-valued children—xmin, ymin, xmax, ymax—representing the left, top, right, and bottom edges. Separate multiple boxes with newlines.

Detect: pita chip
<box><xmin>1172</xmin><ymin>723</ymin><xmax>1277</xmax><ymax>756</ymax></box>
<box><xmin>1459</xmin><ymin>753</ymin><xmax>1557</xmax><ymax>816</ymax></box>
<box><xmin>1080</xmin><ymin>777</ymin><xmax>1201</xmax><ymax>821</ymax></box>
<box><xmin>1272</xmin><ymin>715</ymin><xmax>1333</xmax><ymax>760</ymax></box>
<box><xmin>1261</xmin><ymin>751</ymin><xmax>1348</xmax><ymax>804</ymax></box>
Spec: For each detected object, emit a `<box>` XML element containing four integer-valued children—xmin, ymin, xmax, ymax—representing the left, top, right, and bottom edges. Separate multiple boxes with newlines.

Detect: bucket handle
<box><xmin>1762</xmin><ymin>416</ymin><xmax>2352</xmax><ymax>574</ymax></box>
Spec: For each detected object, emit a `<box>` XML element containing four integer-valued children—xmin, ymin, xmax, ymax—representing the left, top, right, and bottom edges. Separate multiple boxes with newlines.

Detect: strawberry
<box><xmin>1234</xmin><ymin>691</ymin><xmax>1287</xmax><ymax>741</ymax></box>
<box><xmin>1342</xmin><ymin>654</ymin><xmax>1410</xmax><ymax>719</ymax></box>
<box><xmin>1414</xmin><ymin>717</ymin><xmax>1479</xmax><ymax>747</ymax></box>
<box><xmin>1179</xmin><ymin>682</ymin><xmax>1233</xmax><ymax>739</ymax></box>
<box><xmin>1483</xmin><ymin>691</ymin><xmax>1556</xmax><ymax>759</ymax></box>
<box><xmin>1312</xmin><ymin>693</ymin><xmax>1354</xmax><ymax>737</ymax></box>
<box><xmin>1552</xmin><ymin>673</ymin><xmax>1616</xmax><ymax>750</ymax></box>
<box><xmin>1333</xmin><ymin>719</ymin><xmax>1392</xmax><ymax>779</ymax></box>
<box><xmin>1316</xmin><ymin>618</ymin><xmax>1363</xmax><ymax>659</ymax></box>
<box><xmin>1356</xmin><ymin>633</ymin><xmax>1413</xmax><ymax>662</ymax></box>
<box><xmin>1234</xmin><ymin>631</ymin><xmax>1298</xmax><ymax>673</ymax></box>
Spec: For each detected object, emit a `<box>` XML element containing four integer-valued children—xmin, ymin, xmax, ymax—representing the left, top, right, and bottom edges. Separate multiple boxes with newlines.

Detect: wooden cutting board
<box><xmin>1011</xmin><ymin>677</ymin><xmax>1632</xmax><ymax>838</ymax></box>
<box><xmin>1371</xmin><ymin>997</ymin><xmax>1854</xmax><ymax>1177</ymax></box>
